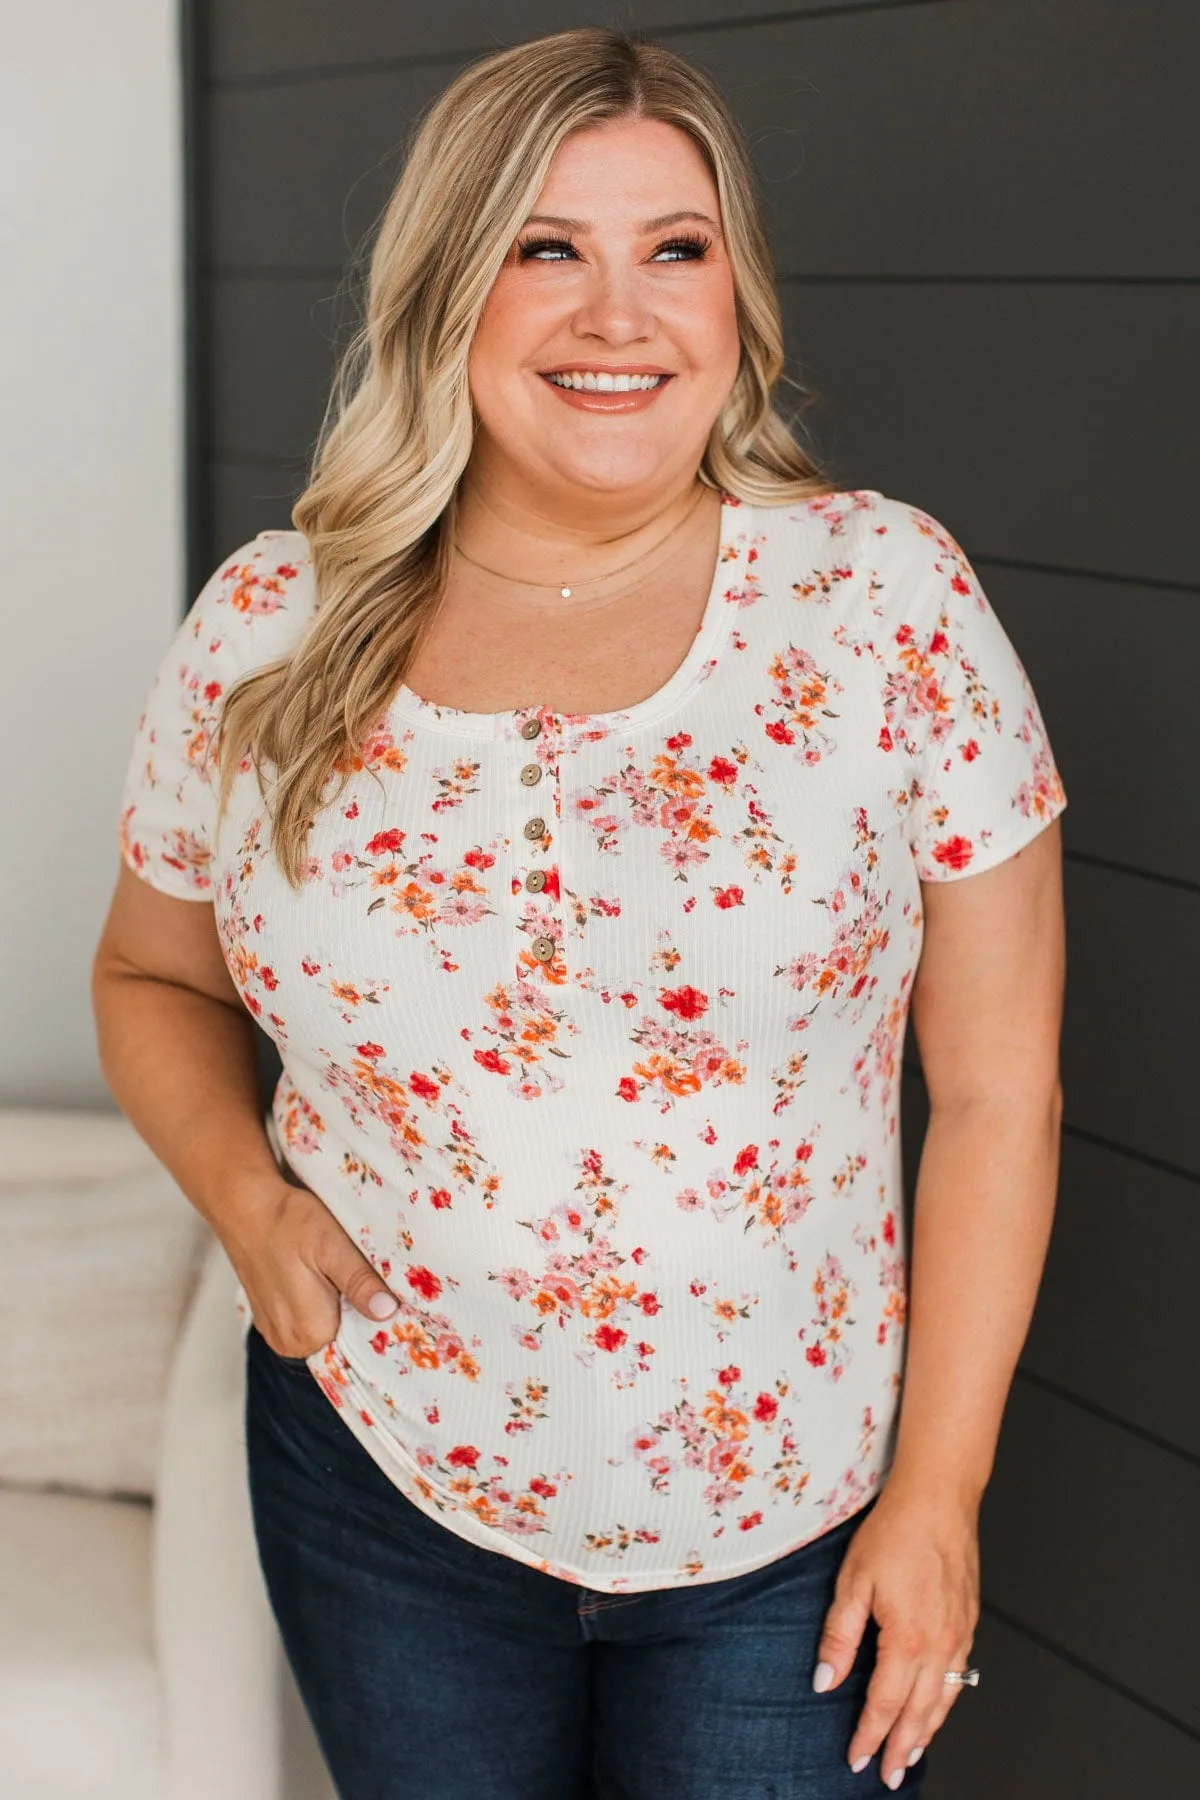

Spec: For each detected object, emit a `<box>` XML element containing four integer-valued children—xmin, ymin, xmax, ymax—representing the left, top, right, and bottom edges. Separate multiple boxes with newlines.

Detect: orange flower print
<box><xmin>619</xmin><ymin>946</ymin><xmax>747</xmax><ymax>1111</ymax></box>
<box><xmin>474</xmin><ymin>975</ymin><xmax>577</xmax><ymax>1099</ymax></box>
<box><xmin>759</xmin><ymin>644</ymin><xmax>842</xmax><ymax>765</ymax></box>
<box><xmin>413</xmin><ymin>1440</ymin><xmax>570</xmax><ymax>1541</ymax></box>
<box><xmin>799</xmin><ymin>1254</ymin><xmax>857</xmax><ymax>1381</ymax></box>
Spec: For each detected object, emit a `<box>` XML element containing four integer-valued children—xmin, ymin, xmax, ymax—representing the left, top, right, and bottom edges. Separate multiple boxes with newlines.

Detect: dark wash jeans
<box><xmin>245</xmin><ymin>1323</ymin><xmax>928</xmax><ymax>1800</ymax></box>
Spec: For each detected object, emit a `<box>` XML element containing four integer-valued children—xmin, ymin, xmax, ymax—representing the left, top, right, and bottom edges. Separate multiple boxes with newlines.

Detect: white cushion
<box><xmin>0</xmin><ymin>1485</ymin><xmax>160</xmax><ymax>1799</ymax></box>
<box><xmin>0</xmin><ymin>1113</ymin><xmax>210</xmax><ymax>1496</ymax></box>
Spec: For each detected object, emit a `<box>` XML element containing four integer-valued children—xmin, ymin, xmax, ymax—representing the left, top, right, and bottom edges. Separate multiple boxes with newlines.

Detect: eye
<box><xmin>651</xmin><ymin>232</ymin><xmax>712</xmax><ymax>263</ymax></box>
<box><xmin>517</xmin><ymin>235</ymin><xmax>578</xmax><ymax>262</ymax></box>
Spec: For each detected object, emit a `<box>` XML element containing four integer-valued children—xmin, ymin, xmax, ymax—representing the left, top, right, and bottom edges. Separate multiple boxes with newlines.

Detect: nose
<box><xmin>569</xmin><ymin>257</ymin><xmax>654</xmax><ymax>348</ymax></box>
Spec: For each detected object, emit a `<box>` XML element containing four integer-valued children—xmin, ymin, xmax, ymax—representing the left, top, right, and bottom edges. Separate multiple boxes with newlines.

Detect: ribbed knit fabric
<box><xmin>118</xmin><ymin>487</ymin><xmax>1066</xmax><ymax>1592</ymax></box>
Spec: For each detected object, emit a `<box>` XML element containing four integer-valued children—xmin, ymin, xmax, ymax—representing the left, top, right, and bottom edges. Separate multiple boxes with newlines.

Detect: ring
<box><xmin>943</xmin><ymin>1668</ymin><xmax>980</xmax><ymax>1687</ymax></box>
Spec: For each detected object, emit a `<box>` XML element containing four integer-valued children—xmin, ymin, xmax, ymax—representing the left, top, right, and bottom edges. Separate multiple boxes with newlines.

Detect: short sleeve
<box><xmin>116</xmin><ymin>536</ymin><xmax>302</xmax><ymax>899</ymax></box>
<box><xmin>872</xmin><ymin>498</ymin><xmax>1068</xmax><ymax>882</ymax></box>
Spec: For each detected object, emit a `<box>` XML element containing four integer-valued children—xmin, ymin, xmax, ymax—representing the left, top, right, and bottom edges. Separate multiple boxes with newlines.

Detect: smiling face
<box><xmin>466</xmin><ymin>115</ymin><xmax>742</xmax><ymax>508</ymax></box>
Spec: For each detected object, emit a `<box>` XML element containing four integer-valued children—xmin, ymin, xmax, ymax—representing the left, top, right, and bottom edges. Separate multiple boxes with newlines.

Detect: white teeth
<box><xmin>545</xmin><ymin>371</ymin><xmax>665</xmax><ymax>392</ymax></box>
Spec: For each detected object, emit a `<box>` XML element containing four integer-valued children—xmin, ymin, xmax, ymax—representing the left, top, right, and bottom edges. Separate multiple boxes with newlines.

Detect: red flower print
<box><xmin>753</xmin><ymin>1392</ymin><xmax>778</xmax><ymax>1423</ymax></box>
<box><xmin>594</xmin><ymin>1324</ymin><xmax>628</xmax><ymax>1353</ymax></box>
<box><xmin>406</xmin><ymin>1265</ymin><xmax>442</xmax><ymax>1302</ymax></box>
<box><xmin>805</xmin><ymin>1344</ymin><xmax>828</xmax><ymax>1367</ymax></box>
<box><xmin>738</xmin><ymin>1511</ymin><xmax>763</xmax><ymax>1531</ymax></box>
<box><xmin>203</xmin><ymin>680</ymin><xmax>222</xmax><ymax>702</ymax></box>
<box><xmin>370</xmin><ymin>1330</ymin><xmax>389</xmax><ymax>1354</ymax></box>
<box><xmin>429</xmin><ymin>1188</ymin><xmax>452</xmax><ymax>1210</ymax></box>
<box><xmin>616</xmin><ymin>1076</ymin><xmax>639</xmax><ymax>1103</ymax></box>
<box><xmin>365</xmin><ymin>828</ymin><xmax>404</xmax><ymax>855</ymax></box>
<box><xmin>795</xmin><ymin>1142</ymin><xmax>813</xmax><ymax>1163</ymax></box>
<box><xmin>474</xmin><ymin>1048</ymin><xmax>511</xmax><ymax>1074</ymax></box>
<box><xmin>949</xmin><ymin>574</ymin><xmax>971</xmax><ymax>596</ymax></box>
<box><xmin>659</xmin><ymin>984</ymin><xmax>708</xmax><ymax>1020</ymax></box>
<box><xmin>932</xmin><ymin>835</ymin><xmax>974</xmax><ymax>872</ymax></box>
<box><xmin>463</xmin><ymin>846</ymin><xmax>495</xmax><ymax>870</ymax></box>
<box><xmin>713</xmin><ymin>885</ymin><xmax>744</xmax><ymax>909</ymax></box>
<box><xmin>960</xmin><ymin>738</ymin><xmax>981</xmax><ymax>762</ymax></box>
<box><xmin>882</xmin><ymin>1212</ymin><xmax>896</xmax><ymax>1247</ymax></box>
<box><xmin>445</xmin><ymin>1444</ymin><xmax>480</xmax><ymax>1468</ymax></box>
<box><xmin>409</xmin><ymin>1070</ymin><xmax>440</xmax><ymax>1102</ymax></box>
<box><xmin>666</xmin><ymin>731</ymin><xmax>693</xmax><ymax>752</ymax></box>
<box><xmin>707</xmin><ymin>755</ymin><xmax>738</xmax><ymax>787</ymax></box>
<box><xmin>733</xmin><ymin>1144</ymin><xmax>758</xmax><ymax>1176</ymax></box>
<box><xmin>529</xmin><ymin>1476</ymin><xmax>558</xmax><ymax>1499</ymax></box>
<box><xmin>928</xmin><ymin>629</ymin><xmax>950</xmax><ymax>656</ymax></box>
<box><xmin>765</xmin><ymin>719</ymin><xmax>795</xmax><ymax>746</ymax></box>
<box><xmin>717</xmin><ymin>1364</ymin><xmax>741</xmax><ymax>1386</ymax></box>
<box><xmin>301</xmin><ymin>959</ymin><xmax>321</xmax><ymax>976</ymax></box>
<box><xmin>878</xmin><ymin>725</ymin><xmax>894</xmax><ymax>752</ymax></box>
<box><xmin>356</xmin><ymin>1041</ymin><xmax>385</xmax><ymax>1059</ymax></box>
<box><xmin>638</xmin><ymin>1292</ymin><xmax>660</xmax><ymax>1316</ymax></box>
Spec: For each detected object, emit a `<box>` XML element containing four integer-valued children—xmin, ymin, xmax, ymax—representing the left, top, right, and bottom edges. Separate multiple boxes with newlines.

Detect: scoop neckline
<box><xmin>387</xmin><ymin>488</ymin><xmax>754</xmax><ymax>741</ymax></box>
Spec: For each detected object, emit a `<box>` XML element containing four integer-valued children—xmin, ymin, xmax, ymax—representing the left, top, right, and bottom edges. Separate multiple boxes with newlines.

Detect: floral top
<box><xmin>117</xmin><ymin>488</ymin><xmax>1066</xmax><ymax>1592</ymax></box>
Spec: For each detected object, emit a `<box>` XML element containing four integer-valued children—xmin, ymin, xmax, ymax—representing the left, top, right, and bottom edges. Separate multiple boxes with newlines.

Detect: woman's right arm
<box><xmin>91</xmin><ymin>860</ymin><xmax>399</xmax><ymax>1358</ymax></box>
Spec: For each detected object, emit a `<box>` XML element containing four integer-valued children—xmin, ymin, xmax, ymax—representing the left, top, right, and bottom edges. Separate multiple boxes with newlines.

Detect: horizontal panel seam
<box><xmin>1013</xmin><ymin>1367</ymin><xmax>1200</xmax><ymax>1471</ymax></box>
<box><xmin>979</xmin><ymin>1600</ymin><xmax>1200</xmax><ymax>1745</ymax></box>
<box><xmin>901</xmin><ymin>1067</ymin><xmax>1200</xmax><ymax>1187</ymax></box>
<box><xmin>205</xmin><ymin>0</ymin><xmax>962</xmax><ymax>91</ymax></box>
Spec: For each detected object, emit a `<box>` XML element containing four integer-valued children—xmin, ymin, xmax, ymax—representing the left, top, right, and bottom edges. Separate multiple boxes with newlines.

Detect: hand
<box><xmin>812</xmin><ymin>1483</ymin><xmax>981</xmax><ymax>1788</ymax></box>
<box><xmin>219</xmin><ymin>1174</ymin><xmax>399</xmax><ymax>1359</ymax></box>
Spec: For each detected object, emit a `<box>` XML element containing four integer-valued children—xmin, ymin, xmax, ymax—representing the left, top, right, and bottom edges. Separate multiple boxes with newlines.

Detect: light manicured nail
<box><xmin>812</xmin><ymin>1660</ymin><xmax>835</xmax><ymax>1693</ymax></box>
<box><xmin>908</xmin><ymin>1746</ymin><xmax>926</xmax><ymax>1767</ymax></box>
<box><xmin>887</xmin><ymin>1771</ymin><xmax>904</xmax><ymax>1791</ymax></box>
<box><xmin>369</xmin><ymin>1292</ymin><xmax>397</xmax><ymax>1318</ymax></box>
<box><xmin>851</xmin><ymin>1754</ymin><xmax>870</xmax><ymax>1773</ymax></box>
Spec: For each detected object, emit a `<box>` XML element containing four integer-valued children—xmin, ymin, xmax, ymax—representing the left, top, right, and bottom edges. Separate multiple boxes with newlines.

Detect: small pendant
<box><xmin>560</xmin><ymin>586</ymin><xmax>572</xmax><ymax>598</ymax></box>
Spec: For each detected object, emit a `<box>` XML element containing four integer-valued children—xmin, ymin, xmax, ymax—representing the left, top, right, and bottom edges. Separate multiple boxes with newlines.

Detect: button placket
<box><xmin>514</xmin><ymin>712</ymin><xmax>561</xmax><ymax>968</ymax></box>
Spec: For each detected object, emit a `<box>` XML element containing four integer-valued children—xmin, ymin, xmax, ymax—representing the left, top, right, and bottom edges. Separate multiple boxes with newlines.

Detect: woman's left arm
<box><xmin>814</xmin><ymin>815</ymin><xmax>1067</xmax><ymax>1790</ymax></box>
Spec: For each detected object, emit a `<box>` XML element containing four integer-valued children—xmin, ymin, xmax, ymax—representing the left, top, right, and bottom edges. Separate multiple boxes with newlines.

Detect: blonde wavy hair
<box><xmin>216</xmin><ymin>24</ymin><xmax>836</xmax><ymax>889</ymax></box>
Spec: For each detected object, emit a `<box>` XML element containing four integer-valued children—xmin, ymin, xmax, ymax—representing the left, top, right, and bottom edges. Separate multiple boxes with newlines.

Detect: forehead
<box><xmin>531</xmin><ymin>117</ymin><xmax>720</xmax><ymax>223</ymax></box>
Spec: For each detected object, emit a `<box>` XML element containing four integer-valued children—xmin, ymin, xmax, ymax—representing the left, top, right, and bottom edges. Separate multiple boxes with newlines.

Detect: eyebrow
<box><xmin>522</xmin><ymin>209</ymin><xmax>722</xmax><ymax>234</ymax></box>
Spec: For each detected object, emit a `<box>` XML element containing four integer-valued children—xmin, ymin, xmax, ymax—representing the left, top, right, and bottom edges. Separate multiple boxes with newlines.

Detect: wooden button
<box><xmin>520</xmin><ymin>763</ymin><xmax>543</xmax><ymax>787</ymax></box>
<box><xmin>520</xmin><ymin>717</ymin><xmax>541</xmax><ymax>739</ymax></box>
<box><xmin>530</xmin><ymin>935</ymin><xmax>556</xmax><ymax>962</ymax></box>
<box><xmin>525</xmin><ymin>869</ymin><xmax>547</xmax><ymax>893</ymax></box>
<box><xmin>523</xmin><ymin>816</ymin><xmax>546</xmax><ymax>840</ymax></box>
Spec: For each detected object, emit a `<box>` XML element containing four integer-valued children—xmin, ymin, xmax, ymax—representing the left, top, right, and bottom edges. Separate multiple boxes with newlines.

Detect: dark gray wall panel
<box><xmin>209</xmin><ymin>0</ymin><xmax>884</xmax><ymax>80</ymax></box>
<box><xmin>207</xmin><ymin>66</ymin><xmax>451</xmax><ymax>272</ymax></box>
<box><xmin>922</xmin><ymin>1608</ymin><xmax>1200</xmax><ymax>1800</ymax></box>
<box><xmin>983</xmin><ymin>567</ymin><xmax>1200</xmax><ymax>888</ymax></box>
<box><xmin>210</xmin><ymin>458</ymin><xmax>304</xmax><ymax>555</ymax></box>
<box><xmin>1060</xmin><ymin>862</ymin><xmax>1199</xmax><ymax>1177</ymax></box>
<box><xmin>980</xmin><ymin>1379</ymin><xmax>1200</xmax><ymax>1732</ymax></box>
<box><xmin>208</xmin><ymin>277</ymin><xmax>347</xmax><ymax>461</ymax></box>
<box><xmin>781</xmin><ymin>280</ymin><xmax>1200</xmax><ymax>586</ymax></box>
<box><xmin>1023</xmin><ymin>1136</ymin><xmax>1200</xmax><ymax>1459</ymax></box>
<box><xmin>209</xmin><ymin>1</ymin><xmax>1200</xmax><ymax>279</ymax></box>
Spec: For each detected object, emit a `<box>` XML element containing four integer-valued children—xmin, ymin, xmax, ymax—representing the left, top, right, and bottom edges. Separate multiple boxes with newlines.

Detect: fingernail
<box><xmin>887</xmin><ymin>1771</ymin><xmax>905</xmax><ymax>1791</ymax></box>
<box><xmin>851</xmin><ymin>1754</ymin><xmax>870</xmax><ymax>1774</ymax></box>
<box><xmin>908</xmin><ymin>1746</ymin><xmax>926</xmax><ymax>1767</ymax></box>
<box><xmin>369</xmin><ymin>1292</ymin><xmax>397</xmax><ymax>1318</ymax></box>
<box><xmin>812</xmin><ymin>1660</ymin><xmax>835</xmax><ymax>1693</ymax></box>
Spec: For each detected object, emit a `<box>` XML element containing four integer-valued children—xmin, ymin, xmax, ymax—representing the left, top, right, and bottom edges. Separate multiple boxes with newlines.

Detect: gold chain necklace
<box><xmin>452</xmin><ymin>481</ymin><xmax>711</xmax><ymax>599</ymax></box>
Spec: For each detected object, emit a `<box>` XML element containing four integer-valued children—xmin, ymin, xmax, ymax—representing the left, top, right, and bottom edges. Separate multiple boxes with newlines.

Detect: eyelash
<box><xmin>516</xmin><ymin>230</ymin><xmax>712</xmax><ymax>264</ymax></box>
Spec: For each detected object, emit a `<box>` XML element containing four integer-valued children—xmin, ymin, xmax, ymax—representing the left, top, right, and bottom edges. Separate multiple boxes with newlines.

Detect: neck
<box><xmin>454</xmin><ymin>450</ymin><xmax>709</xmax><ymax>589</ymax></box>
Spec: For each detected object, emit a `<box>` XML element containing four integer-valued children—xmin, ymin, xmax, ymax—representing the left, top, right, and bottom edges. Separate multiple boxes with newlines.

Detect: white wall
<box><xmin>0</xmin><ymin>4</ymin><xmax>184</xmax><ymax>1104</ymax></box>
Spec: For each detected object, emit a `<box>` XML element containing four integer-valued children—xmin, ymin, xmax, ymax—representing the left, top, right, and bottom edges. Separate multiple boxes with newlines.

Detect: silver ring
<box><xmin>944</xmin><ymin>1668</ymin><xmax>980</xmax><ymax>1686</ymax></box>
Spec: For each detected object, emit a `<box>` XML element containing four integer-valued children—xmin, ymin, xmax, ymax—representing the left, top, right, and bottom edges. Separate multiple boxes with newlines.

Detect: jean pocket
<box><xmin>249</xmin><ymin>1322</ymin><xmax>324</xmax><ymax>1373</ymax></box>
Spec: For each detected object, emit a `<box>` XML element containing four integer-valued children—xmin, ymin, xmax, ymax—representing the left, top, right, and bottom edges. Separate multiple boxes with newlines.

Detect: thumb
<box><xmin>813</xmin><ymin>1578</ymin><xmax>872</xmax><ymax>1693</ymax></box>
<box><xmin>321</xmin><ymin>1231</ymin><xmax>399</xmax><ymax>1324</ymax></box>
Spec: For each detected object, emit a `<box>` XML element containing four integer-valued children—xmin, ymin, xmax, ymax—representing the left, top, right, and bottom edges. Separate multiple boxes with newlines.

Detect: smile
<box><xmin>537</xmin><ymin>368</ymin><xmax>675</xmax><ymax>413</ymax></box>
<box><xmin>544</xmin><ymin>370</ymin><xmax>666</xmax><ymax>391</ymax></box>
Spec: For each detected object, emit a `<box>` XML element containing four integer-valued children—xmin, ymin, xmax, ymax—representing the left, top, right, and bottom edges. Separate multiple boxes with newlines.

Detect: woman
<box><xmin>94</xmin><ymin>26</ymin><xmax>1067</xmax><ymax>1800</ymax></box>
